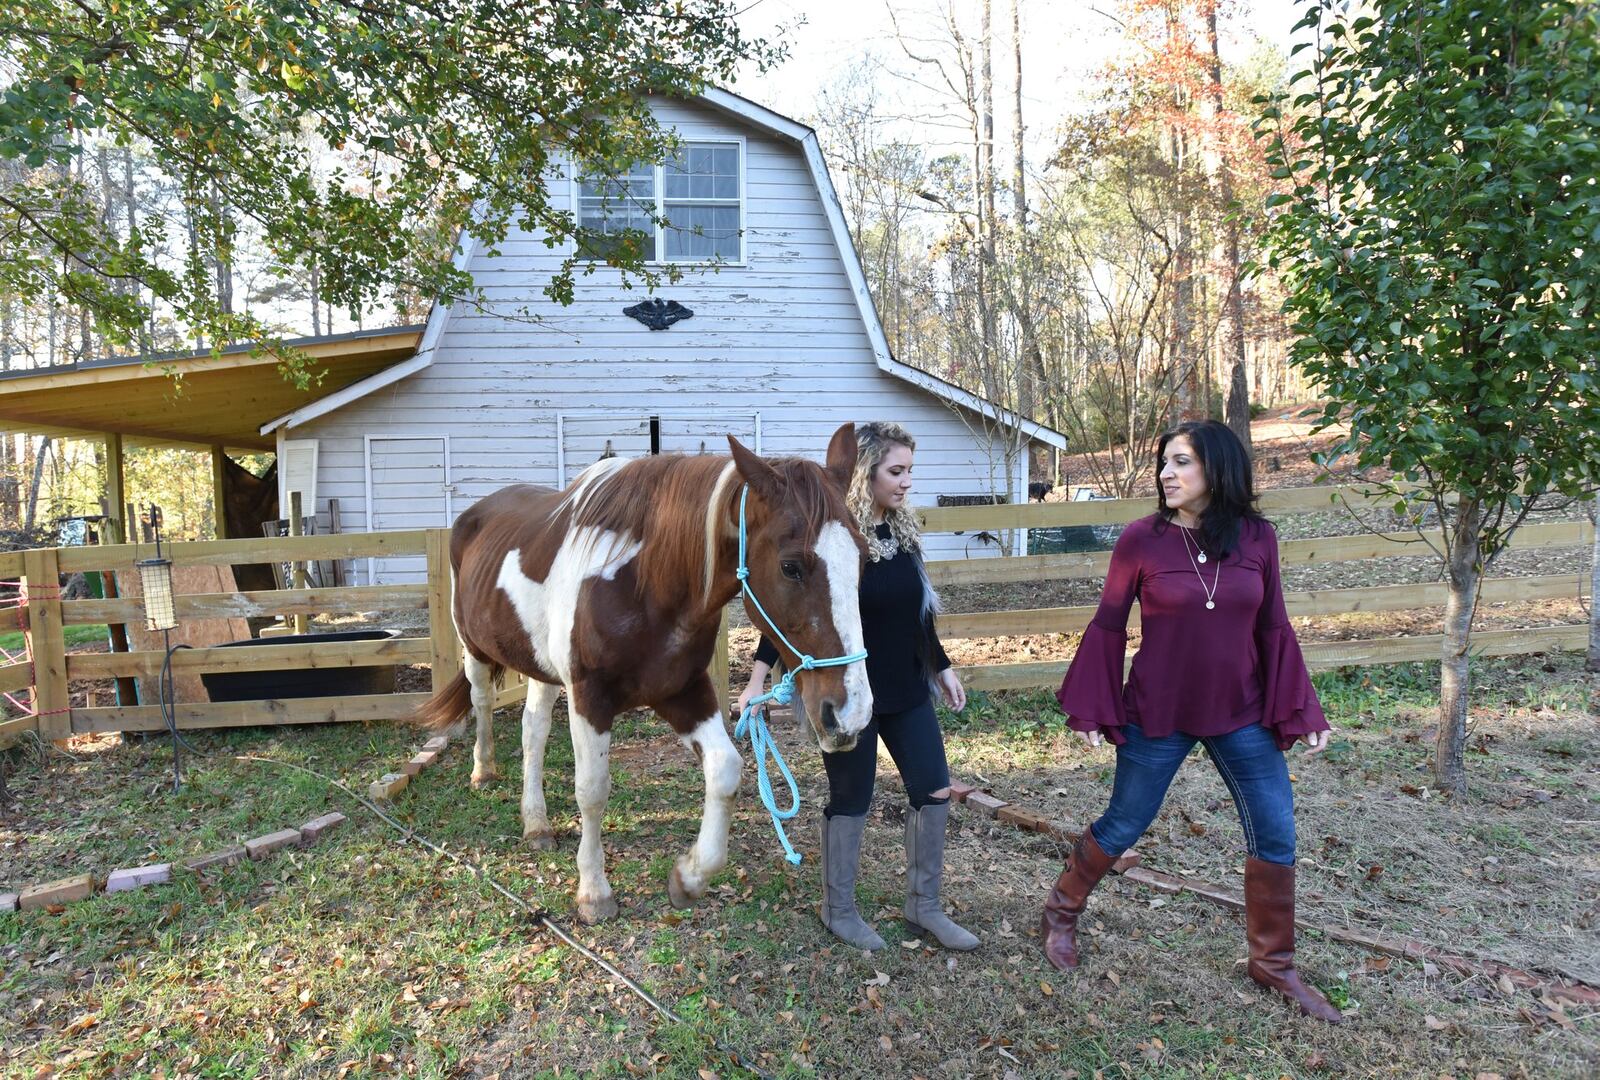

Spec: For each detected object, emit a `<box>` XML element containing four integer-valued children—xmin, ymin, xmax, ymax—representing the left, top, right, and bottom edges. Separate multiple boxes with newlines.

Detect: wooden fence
<box><xmin>915</xmin><ymin>484</ymin><xmax>1592</xmax><ymax>691</ymax></box>
<box><xmin>0</xmin><ymin>482</ymin><xmax>1590</xmax><ymax>746</ymax></box>
<box><xmin>0</xmin><ymin>531</ymin><xmax>457</xmax><ymax>746</ymax></box>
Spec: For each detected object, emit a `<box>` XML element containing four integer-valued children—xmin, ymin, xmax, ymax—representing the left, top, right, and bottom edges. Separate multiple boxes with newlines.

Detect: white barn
<box><xmin>251</xmin><ymin>89</ymin><xmax>1065</xmax><ymax>582</ymax></box>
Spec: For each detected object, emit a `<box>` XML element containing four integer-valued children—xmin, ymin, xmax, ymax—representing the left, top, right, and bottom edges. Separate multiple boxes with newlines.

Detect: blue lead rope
<box><xmin>730</xmin><ymin>486</ymin><xmax>867</xmax><ymax>866</ymax></box>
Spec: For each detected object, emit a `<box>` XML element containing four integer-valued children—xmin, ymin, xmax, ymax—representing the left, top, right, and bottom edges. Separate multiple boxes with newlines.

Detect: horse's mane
<box><xmin>558</xmin><ymin>451</ymin><xmax>846</xmax><ymax>612</ymax></box>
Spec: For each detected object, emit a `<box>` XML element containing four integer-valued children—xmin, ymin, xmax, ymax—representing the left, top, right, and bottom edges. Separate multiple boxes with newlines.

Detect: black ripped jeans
<box><xmin>822</xmin><ymin>697</ymin><xmax>951</xmax><ymax>817</ymax></box>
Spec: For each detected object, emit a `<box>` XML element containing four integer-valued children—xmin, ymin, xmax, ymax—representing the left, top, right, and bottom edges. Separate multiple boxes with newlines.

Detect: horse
<box><xmin>414</xmin><ymin>424</ymin><xmax>874</xmax><ymax>923</ymax></box>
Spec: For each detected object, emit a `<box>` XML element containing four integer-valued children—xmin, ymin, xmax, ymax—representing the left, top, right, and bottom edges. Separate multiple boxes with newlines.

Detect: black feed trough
<box><xmin>200</xmin><ymin>629</ymin><xmax>401</xmax><ymax>702</ymax></box>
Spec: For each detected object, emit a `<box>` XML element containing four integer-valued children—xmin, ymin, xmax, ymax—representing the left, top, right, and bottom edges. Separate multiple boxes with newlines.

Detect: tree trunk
<box><xmin>121</xmin><ymin>146</ymin><xmax>155</xmax><ymax>354</ymax></box>
<box><xmin>1435</xmin><ymin>497</ymin><xmax>1484</xmax><ymax>796</ymax></box>
<box><xmin>310</xmin><ymin>260</ymin><xmax>323</xmax><ymax>336</ymax></box>
<box><xmin>1010</xmin><ymin>0</ymin><xmax>1046</xmax><ymax>425</ymax></box>
<box><xmin>212</xmin><ymin>180</ymin><xmax>234</xmax><ymax>321</ymax></box>
<box><xmin>1206</xmin><ymin>3</ymin><xmax>1253</xmax><ymax>457</ymax></box>
<box><xmin>979</xmin><ymin>0</ymin><xmax>998</xmax><ymax>399</ymax></box>
<box><xmin>0</xmin><ymin>297</ymin><xmax>12</xmax><ymax>523</ymax></box>
<box><xmin>1588</xmin><ymin>494</ymin><xmax>1599</xmax><ymax>673</ymax></box>
<box><xmin>23</xmin><ymin>436</ymin><xmax>51</xmax><ymax>531</ymax></box>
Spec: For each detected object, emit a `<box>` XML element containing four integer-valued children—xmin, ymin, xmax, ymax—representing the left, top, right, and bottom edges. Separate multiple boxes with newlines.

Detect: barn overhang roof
<box><xmin>0</xmin><ymin>326</ymin><xmax>423</xmax><ymax>452</ymax></box>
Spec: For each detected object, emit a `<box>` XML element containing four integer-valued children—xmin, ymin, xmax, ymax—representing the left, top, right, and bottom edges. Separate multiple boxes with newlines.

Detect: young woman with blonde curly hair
<box><xmin>736</xmin><ymin>421</ymin><xmax>977</xmax><ymax>952</ymax></box>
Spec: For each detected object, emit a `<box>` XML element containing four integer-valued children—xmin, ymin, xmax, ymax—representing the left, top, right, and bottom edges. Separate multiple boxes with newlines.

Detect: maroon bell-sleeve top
<box><xmin>1055</xmin><ymin>514</ymin><xmax>1329</xmax><ymax>750</ymax></box>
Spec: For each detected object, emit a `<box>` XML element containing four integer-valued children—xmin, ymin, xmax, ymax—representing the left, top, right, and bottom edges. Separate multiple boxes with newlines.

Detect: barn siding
<box><xmin>292</xmin><ymin>96</ymin><xmax>1026</xmax><ymax>578</ymax></box>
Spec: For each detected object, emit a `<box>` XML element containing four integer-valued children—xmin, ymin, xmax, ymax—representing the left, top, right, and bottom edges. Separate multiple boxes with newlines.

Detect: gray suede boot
<box><xmin>903</xmin><ymin>802</ymin><xmax>980</xmax><ymax>951</ymax></box>
<box><xmin>818</xmin><ymin>813</ymin><xmax>886</xmax><ymax>951</ymax></box>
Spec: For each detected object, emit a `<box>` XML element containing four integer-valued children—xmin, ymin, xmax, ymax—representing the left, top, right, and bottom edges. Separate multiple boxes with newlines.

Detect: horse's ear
<box><xmin>824</xmin><ymin>423</ymin><xmax>857</xmax><ymax>490</ymax></box>
<box><xmin>728</xmin><ymin>435</ymin><xmax>780</xmax><ymax>497</ymax></box>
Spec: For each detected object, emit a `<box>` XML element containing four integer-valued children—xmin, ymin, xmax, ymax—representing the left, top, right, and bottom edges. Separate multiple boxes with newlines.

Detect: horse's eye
<box><xmin>780</xmin><ymin>560</ymin><xmax>803</xmax><ymax>582</ymax></box>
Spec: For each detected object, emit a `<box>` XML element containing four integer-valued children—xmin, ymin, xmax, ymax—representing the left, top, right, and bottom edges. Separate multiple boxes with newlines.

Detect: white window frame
<box><xmin>570</xmin><ymin>138</ymin><xmax>746</xmax><ymax>266</ymax></box>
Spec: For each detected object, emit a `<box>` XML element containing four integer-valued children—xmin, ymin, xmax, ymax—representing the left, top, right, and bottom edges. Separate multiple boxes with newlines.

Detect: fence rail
<box><xmin>959</xmin><ymin>625</ymin><xmax>1591</xmax><ymax>692</ymax></box>
<box><xmin>920</xmin><ymin>498</ymin><xmax>1590</xmax><ymax>691</ymax></box>
<box><xmin>2</xmin><ymin>529</ymin><xmax>441</xmax><ymax>746</ymax></box>
<box><xmin>939</xmin><ymin>573</ymin><xmax>1592</xmax><ymax>639</ymax></box>
<box><xmin>0</xmin><ymin>483</ymin><xmax>1590</xmax><ymax>747</ymax></box>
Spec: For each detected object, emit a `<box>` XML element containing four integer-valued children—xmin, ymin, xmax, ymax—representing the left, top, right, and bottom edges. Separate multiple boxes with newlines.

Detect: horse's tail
<box><xmin>410</xmin><ymin>665</ymin><xmax>499</xmax><ymax>733</ymax></box>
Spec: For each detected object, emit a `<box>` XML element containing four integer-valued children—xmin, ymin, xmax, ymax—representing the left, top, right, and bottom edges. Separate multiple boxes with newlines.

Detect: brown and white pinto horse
<box><xmin>415</xmin><ymin>425</ymin><xmax>873</xmax><ymax>923</ymax></box>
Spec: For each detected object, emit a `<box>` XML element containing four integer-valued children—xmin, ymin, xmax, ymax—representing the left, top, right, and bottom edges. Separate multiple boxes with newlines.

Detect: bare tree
<box><xmin>1205</xmin><ymin>0</ymin><xmax>1252</xmax><ymax>456</ymax></box>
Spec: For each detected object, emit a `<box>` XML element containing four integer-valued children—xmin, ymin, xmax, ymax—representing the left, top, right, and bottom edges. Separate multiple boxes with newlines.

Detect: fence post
<box><xmin>426</xmin><ymin>528</ymin><xmax>460</xmax><ymax>692</ymax></box>
<box><xmin>22</xmin><ymin>546</ymin><xmax>70</xmax><ymax>741</ymax></box>
<box><xmin>711</xmin><ymin>605</ymin><xmax>730</xmax><ymax>717</ymax></box>
<box><xmin>289</xmin><ymin>491</ymin><xmax>309</xmax><ymax>634</ymax></box>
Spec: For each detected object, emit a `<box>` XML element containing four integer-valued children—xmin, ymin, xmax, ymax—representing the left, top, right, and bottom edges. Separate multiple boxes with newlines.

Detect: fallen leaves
<box><xmin>62</xmin><ymin>1012</ymin><xmax>99</xmax><ymax>1037</ymax></box>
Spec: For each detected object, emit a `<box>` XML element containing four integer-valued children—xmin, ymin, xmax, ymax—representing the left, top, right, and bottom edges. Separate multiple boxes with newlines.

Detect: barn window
<box><xmin>575</xmin><ymin>141</ymin><xmax>744</xmax><ymax>264</ymax></box>
<box><xmin>577</xmin><ymin>162</ymin><xmax>657</xmax><ymax>263</ymax></box>
<box><xmin>663</xmin><ymin>144</ymin><xmax>741</xmax><ymax>261</ymax></box>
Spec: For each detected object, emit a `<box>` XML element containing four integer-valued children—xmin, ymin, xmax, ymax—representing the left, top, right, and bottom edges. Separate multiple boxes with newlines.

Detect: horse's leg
<box><xmin>520</xmin><ymin>680</ymin><xmax>561</xmax><ymax>849</ymax></box>
<box><xmin>658</xmin><ymin>676</ymin><xmax>743</xmax><ymax>910</ymax></box>
<box><xmin>463</xmin><ymin>652</ymin><xmax>499</xmax><ymax>790</ymax></box>
<box><xmin>567</xmin><ymin>694</ymin><xmax>619</xmax><ymax>923</ymax></box>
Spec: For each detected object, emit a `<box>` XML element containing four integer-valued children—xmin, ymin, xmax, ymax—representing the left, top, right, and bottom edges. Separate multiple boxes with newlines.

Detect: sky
<box><xmin>730</xmin><ymin>0</ymin><xmax>1303</xmax><ymax>158</ymax></box>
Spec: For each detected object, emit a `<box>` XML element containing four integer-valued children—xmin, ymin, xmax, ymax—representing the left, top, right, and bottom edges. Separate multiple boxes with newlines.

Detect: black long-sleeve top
<box><xmin>755</xmin><ymin>522</ymin><xmax>950</xmax><ymax>714</ymax></box>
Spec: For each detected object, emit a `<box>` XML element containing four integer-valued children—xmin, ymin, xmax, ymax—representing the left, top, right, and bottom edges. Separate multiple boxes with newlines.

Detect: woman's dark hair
<box><xmin>1154</xmin><ymin>419</ymin><xmax>1265</xmax><ymax>558</ymax></box>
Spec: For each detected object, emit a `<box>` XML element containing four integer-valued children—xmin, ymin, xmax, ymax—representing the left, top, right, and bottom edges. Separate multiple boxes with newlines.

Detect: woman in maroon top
<box><xmin>1042</xmin><ymin>420</ymin><xmax>1342</xmax><ymax>1022</ymax></box>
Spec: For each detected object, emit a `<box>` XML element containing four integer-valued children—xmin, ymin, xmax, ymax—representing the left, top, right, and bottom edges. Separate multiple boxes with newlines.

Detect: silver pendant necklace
<box><xmin>1179</xmin><ymin>525</ymin><xmax>1221</xmax><ymax>610</ymax></box>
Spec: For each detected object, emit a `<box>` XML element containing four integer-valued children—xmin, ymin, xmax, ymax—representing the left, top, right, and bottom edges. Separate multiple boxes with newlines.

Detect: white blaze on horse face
<box><xmin>815</xmin><ymin>519</ymin><xmax>872</xmax><ymax>735</ymax></box>
<box><xmin>496</xmin><ymin>527</ymin><xmax>642</xmax><ymax>684</ymax></box>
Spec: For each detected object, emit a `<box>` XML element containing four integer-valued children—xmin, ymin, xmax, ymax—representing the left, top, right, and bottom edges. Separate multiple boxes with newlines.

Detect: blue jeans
<box><xmin>1089</xmin><ymin>722</ymin><xmax>1297</xmax><ymax>866</ymax></box>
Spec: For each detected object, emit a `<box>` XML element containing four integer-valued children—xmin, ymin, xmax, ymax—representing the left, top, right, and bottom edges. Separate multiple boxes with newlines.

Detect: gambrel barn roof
<box><xmin>259</xmin><ymin>87</ymin><xmax>1066</xmax><ymax>450</ymax></box>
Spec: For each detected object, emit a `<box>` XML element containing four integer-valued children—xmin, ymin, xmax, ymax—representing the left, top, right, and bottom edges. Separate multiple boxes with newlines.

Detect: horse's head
<box><xmin>729</xmin><ymin>424</ymin><xmax>872</xmax><ymax>753</ymax></box>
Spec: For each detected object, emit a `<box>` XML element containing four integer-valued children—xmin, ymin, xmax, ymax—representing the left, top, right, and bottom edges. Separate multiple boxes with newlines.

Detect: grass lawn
<box><xmin>0</xmin><ymin>624</ymin><xmax>109</xmax><ymax>655</ymax></box>
<box><xmin>2</xmin><ymin>652</ymin><xmax>1595</xmax><ymax>1078</ymax></box>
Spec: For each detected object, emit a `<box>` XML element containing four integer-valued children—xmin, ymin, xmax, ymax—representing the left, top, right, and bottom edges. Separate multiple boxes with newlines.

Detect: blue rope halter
<box><xmin>730</xmin><ymin>485</ymin><xmax>868</xmax><ymax>865</ymax></box>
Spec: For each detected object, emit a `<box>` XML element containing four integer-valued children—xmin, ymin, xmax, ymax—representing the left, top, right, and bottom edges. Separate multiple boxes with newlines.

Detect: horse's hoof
<box><xmin>523</xmin><ymin>827</ymin><xmax>557</xmax><ymax>850</ymax></box>
<box><xmin>577</xmin><ymin>893</ymin><xmax>619</xmax><ymax>924</ymax></box>
<box><xmin>667</xmin><ymin>863</ymin><xmax>700</xmax><ymax>910</ymax></box>
<box><xmin>469</xmin><ymin>771</ymin><xmax>498</xmax><ymax>790</ymax></box>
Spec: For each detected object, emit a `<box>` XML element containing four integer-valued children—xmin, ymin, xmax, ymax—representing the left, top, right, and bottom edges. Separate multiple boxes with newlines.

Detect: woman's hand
<box><xmin>1076</xmin><ymin>729</ymin><xmax>1103</xmax><ymax>748</ymax></box>
<box><xmin>935</xmin><ymin>668</ymin><xmax>967</xmax><ymax>712</ymax></box>
<box><xmin>735</xmin><ymin>661</ymin><xmax>772</xmax><ymax>719</ymax></box>
<box><xmin>735</xmin><ymin>679</ymin><xmax>763</xmax><ymax>718</ymax></box>
<box><xmin>1301</xmin><ymin>729</ymin><xmax>1333</xmax><ymax>755</ymax></box>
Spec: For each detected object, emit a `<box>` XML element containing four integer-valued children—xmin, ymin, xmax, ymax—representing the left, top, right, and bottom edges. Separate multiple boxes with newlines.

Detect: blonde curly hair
<box><xmin>848</xmin><ymin>421</ymin><xmax>923</xmax><ymax>560</ymax></box>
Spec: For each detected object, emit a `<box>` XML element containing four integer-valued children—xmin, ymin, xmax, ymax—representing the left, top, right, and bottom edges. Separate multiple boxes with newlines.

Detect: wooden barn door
<box><xmin>365</xmin><ymin>435</ymin><xmax>451</xmax><ymax>584</ymax></box>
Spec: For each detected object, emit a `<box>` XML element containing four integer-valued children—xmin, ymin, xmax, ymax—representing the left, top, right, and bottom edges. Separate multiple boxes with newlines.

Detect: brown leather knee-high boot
<box><xmin>1244</xmin><ymin>857</ymin><xmax>1343</xmax><ymax>1023</ymax></box>
<box><xmin>1040</xmin><ymin>827</ymin><xmax>1116</xmax><ymax>970</ymax></box>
